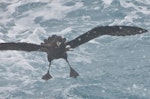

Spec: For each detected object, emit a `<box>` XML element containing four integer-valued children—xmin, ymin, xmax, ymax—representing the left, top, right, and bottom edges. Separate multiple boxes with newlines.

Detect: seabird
<box><xmin>0</xmin><ymin>26</ymin><xmax>148</xmax><ymax>80</ymax></box>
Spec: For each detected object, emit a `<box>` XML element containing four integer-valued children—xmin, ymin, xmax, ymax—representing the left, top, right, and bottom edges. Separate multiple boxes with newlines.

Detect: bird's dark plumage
<box><xmin>66</xmin><ymin>26</ymin><xmax>148</xmax><ymax>48</ymax></box>
<box><xmin>0</xmin><ymin>42</ymin><xmax>41</xmax><ymax>51</ymax></box>
<box><xmin>0</xmin><ymin>25</ymin><xmax>148</xmax><ymax>80</ymax></box>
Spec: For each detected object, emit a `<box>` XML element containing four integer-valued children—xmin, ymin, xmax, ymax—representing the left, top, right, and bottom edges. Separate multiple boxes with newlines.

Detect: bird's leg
<box><xmin>65</xmin><ymin>59</ymin><xmax>79</xmax><ymax>78</ymax></box>
<box><xmin>42</xmin><ymin>62</ymin><xmax>52</xmax><ymax>81</ymax></box>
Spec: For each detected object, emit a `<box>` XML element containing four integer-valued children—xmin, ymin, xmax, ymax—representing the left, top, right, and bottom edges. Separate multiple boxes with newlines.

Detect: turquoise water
<box><xmin>0</xmin><ymin>0</ymin><xmax>150</xmax><ymax>99</ymax></box>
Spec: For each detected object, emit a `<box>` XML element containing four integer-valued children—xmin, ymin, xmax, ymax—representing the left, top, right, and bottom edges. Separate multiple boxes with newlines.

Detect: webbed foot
<box><xmin>70</xmin><ymin>67</ymin><xmax>79</xmax><ymax>78</ymax></box>
<box><xmin>42</xmin><ymin>71</ymin><xmax>52</xmax><ymax>81</ymax></box>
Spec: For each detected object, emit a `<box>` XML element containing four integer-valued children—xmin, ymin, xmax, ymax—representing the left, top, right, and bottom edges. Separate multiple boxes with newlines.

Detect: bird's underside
<box><xmin>0</xmin><ymin>25</ymin><xmax>148</xmax><ymax>80</ymax></box>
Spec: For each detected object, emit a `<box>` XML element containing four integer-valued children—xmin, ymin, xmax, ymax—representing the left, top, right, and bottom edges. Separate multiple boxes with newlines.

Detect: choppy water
<box><xmin>0</xmin><ymin>0</ymin><xmax>150</xmax><ymax>99</ymax></box>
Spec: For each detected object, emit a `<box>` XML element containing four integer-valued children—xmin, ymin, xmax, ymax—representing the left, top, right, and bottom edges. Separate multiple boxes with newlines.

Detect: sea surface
<box><xmin>0</xmin><ymin>0</ymin><xmax>150</xmax><ymax>99</ymax></box>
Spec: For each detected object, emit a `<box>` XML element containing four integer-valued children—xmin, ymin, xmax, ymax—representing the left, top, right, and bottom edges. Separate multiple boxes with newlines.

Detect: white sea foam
<box><xmin>120</xmin><ymin>0</ymin><xmax>150</xmax><ymax>14</ymax></box>
<box><xmin>101</xmin><ymin>0</ymin><xmax>113</xmax><ymax>8</ymax></box>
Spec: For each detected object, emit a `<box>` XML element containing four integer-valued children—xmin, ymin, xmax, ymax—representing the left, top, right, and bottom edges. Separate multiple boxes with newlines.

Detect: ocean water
<box><xmin>0</xmin><ymin>0</ymin><xmax>150</xmax><ymax>99</ymax></box>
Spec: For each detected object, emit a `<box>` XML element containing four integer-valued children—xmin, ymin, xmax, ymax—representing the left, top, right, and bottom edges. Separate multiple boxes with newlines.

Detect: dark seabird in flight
<box><xmin>0</xmin><ymin>26</ymin><xmax>148</xmax><ymax>80</ymax></box>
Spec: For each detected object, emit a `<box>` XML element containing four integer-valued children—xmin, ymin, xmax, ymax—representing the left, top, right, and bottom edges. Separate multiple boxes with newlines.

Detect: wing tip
<box><xmin>143</xmin><ymin>29</ymin><xmax>148</xmax><ymax>33</ymax></box>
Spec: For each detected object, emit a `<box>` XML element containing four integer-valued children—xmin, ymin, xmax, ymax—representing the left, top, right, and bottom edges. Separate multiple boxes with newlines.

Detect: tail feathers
<box><xmin>0</xmin><ymin>42</ymin><xmax>41</xmax><ymax>52</ymax></box>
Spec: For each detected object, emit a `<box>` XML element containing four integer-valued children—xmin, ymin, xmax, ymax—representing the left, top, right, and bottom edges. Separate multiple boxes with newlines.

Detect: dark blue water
<box><xmin>0</xmin><ymin>0</ymin><xmax>150</xmax><ymax>99</ymax></box>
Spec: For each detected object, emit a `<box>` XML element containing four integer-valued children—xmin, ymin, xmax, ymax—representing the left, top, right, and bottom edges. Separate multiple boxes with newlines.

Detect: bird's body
<box><xmin>0</xmin><ymin>25</ymin><xmax>148</xmax><ymax>80</ymax></box>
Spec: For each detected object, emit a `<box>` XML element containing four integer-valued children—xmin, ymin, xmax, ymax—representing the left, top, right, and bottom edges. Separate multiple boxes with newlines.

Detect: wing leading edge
<box><xmin>66</xmin><ymin>26</ymin><xmax>148</xmax><ymax>48</ymax></box>
<box><xmin>0</xmin><ymin>42</ymin><xmax>42</xmax><ymax>52</ymax></box>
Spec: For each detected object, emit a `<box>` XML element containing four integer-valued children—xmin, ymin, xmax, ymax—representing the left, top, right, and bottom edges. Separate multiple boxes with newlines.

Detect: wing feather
<box><xmin>66</xmin><ymin>26</ymin><xmax>148</xmax><ymax>48</ymax></box>
<box><xmin>0</xmin><ymin>42</ymin><xmax>42</xmax><ymax>52</ymax></box>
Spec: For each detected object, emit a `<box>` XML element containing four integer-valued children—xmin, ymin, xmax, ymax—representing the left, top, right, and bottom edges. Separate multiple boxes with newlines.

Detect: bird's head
<box><xmin>40</xmin><ymin>35</ymin><xmax>68</xmax><ymax>52</ymax></box>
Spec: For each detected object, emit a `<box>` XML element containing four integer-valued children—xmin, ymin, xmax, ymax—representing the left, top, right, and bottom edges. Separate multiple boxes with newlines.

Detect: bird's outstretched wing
<box><xmin>66</xmin><ymin>26</ymin><xmax>148</xmax><ymax>48</ymax></box>
<box><xmin>0</xmin><ymin>42</ymin><xmax>42</xmax><ymax>52</ymax></box>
